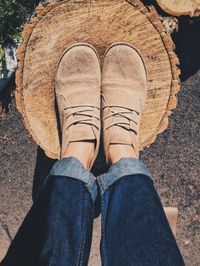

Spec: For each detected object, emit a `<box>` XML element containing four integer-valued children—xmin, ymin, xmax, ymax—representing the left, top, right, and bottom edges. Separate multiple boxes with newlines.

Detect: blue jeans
<box><xmin>1</xmin><ymin>157</ymin><xmax>185</xmax><ymax>266</ymax></box>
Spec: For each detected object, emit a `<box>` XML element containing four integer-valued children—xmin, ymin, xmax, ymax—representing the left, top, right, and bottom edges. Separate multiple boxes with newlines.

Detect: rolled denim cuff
<box><xmin>45</xmin><ymin>157</ymin><xmax>97</xmax><ymax>201</ymax></box>
<box><xmin>97</xmin><ymin>157</ymin><xmax>153</xmax><ymax>193</ymax></box>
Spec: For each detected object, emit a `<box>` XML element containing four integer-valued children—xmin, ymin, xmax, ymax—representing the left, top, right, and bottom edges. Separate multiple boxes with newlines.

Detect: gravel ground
<box><xmin>0</xmin><ymin>69</ymin><xmax>199</xmax><ymax>265</ymax></box>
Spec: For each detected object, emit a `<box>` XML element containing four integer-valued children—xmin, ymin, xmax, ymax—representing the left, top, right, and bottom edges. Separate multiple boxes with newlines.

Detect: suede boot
<box><xmin>55</xmin><ymin>43</ymin><xmax>101</xmax><ymax>169</ymax></box>
<box><xmin>102</xmin><ymin>42</ymin><xmax>147</xmax><ymax>162</ymax></box>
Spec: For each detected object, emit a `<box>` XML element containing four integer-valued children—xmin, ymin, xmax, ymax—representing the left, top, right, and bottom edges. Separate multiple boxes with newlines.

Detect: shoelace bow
<box><xmin>64</xmin><ymin>104</ymin><xmax>100</xmax><ymax>130</ymax></box>
<box><xmin>102</xmin><ymin>105</ymin><xmax>140</xmax><ymax>135</ymax></box>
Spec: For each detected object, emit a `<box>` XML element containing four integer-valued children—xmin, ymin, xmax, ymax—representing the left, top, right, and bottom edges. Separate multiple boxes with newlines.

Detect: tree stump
<box><xmin>157</xmin><ymin>0</ymin><xmax>200</xmax><ymax>17</ymax></box>
<box><xmin>16</xmin><ymin>0</ymin><xmax>180</xmax><ymax>159</ymax></box>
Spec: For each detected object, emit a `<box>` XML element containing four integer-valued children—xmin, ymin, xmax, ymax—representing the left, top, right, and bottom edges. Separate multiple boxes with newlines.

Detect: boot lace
<box><xmin>64</xmin><ymin>104</ymin><xmax>100</xmax><ymax>130</ymax></box>
<box><xmin>102</xmin><ymin>105</ymin><xmax>139</xmax><ymax>135</ymax></box>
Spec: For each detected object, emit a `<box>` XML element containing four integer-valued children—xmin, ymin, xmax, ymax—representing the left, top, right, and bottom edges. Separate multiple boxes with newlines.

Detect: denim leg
<box><xmin>98</xmin><ymin>157</ymin><xmax>185</xmax><ymax>266</ymax></box>
<box><xmin>1</xmin><ymin>157</ymin><xmax>97</xmax><ymax>266</ymax></box>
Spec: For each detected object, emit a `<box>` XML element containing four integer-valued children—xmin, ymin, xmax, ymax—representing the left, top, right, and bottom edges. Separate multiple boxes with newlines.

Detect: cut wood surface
<box><xmin>157</xmin><ymin>0</ymin><xmax>200</xmax><ymax>16</ymax></box>
<box><xmin>15</xmin><ymin>0</ymin><xmax>180</xmax><ymax>159</ymax></box>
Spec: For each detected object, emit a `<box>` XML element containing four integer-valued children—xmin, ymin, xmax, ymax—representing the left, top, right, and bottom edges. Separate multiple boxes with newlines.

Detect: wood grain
<box><xmin>15</xmin><ymin>0</ymin><xmax>180</xmax><ymax>159</ymax></box>
<box><xmin>157</xmin><ymin>0</ymin><xmax>200</xmax><ymax>16</ymax></box>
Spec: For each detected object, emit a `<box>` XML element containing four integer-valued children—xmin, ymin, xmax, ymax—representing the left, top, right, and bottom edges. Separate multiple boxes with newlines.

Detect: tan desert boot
<box><xmin>55</xmin><ymin>43</ymin><xmax>101</xmax><ymax>169</ymax></box>
<box><xmin>102</xmin><ymin>42</ymin><xmax>147</xmax><ymax>162</ymax></box>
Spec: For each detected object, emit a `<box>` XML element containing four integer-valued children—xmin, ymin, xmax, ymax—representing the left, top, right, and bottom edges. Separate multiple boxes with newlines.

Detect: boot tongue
<box><xmin>70</xmin><ymin>124</ymin><xmax>96</xmax><ymax>141</ymax></box>
<box><xmin>62</xmin><ymin>106</ymin><xmax>97</xmax><ymax>142</ymax></box>
<box><xmin>109</xmin><ymin>126</ymin><xmax>133</xmax><ymax>145</ymax></box>
<box><xmin>105</xmin><ymin>105</ymin><xmax>140</xmax><ymax>145</ymax></box>
<box><xmin>109</xmin><ymin>126</ymin><xmax>139</xmax><ymax>160</ymax></box>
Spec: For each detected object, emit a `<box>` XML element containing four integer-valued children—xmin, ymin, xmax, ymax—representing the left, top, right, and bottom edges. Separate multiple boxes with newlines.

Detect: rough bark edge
<box><xmin>126</xmin><ymin>1</ymin><xmax>180</xmax><ymax>150</ymax></box>
<box><xmin>156</xmin><ymin>0</ymin><xmax>200</xmax><ymax>17</ymax></box>
<box><xmin>16</xmin><ymin>0</ymin><xmax>180</xmax><ymax>158</ymax></box>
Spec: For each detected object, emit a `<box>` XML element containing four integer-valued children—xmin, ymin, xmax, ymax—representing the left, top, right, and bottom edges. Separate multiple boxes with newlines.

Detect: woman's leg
<box><xmin>100</xmin><ymin>42</ymin><xmax>185</xmax><ymax>265</ymax></box>
<box><xmin>98</xmin><ymin>157</ymin><xmax>185</xmax><ymax>266</ymax></box>
<box><xmin>1</xmin><ymin>43</ymin><xmax>101</xmax><ymax>266</ymax></box>
<box><xmin>1</xmin><ymin>157</ymin><xmax>97</xmax><ymax>266</ymax></box>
